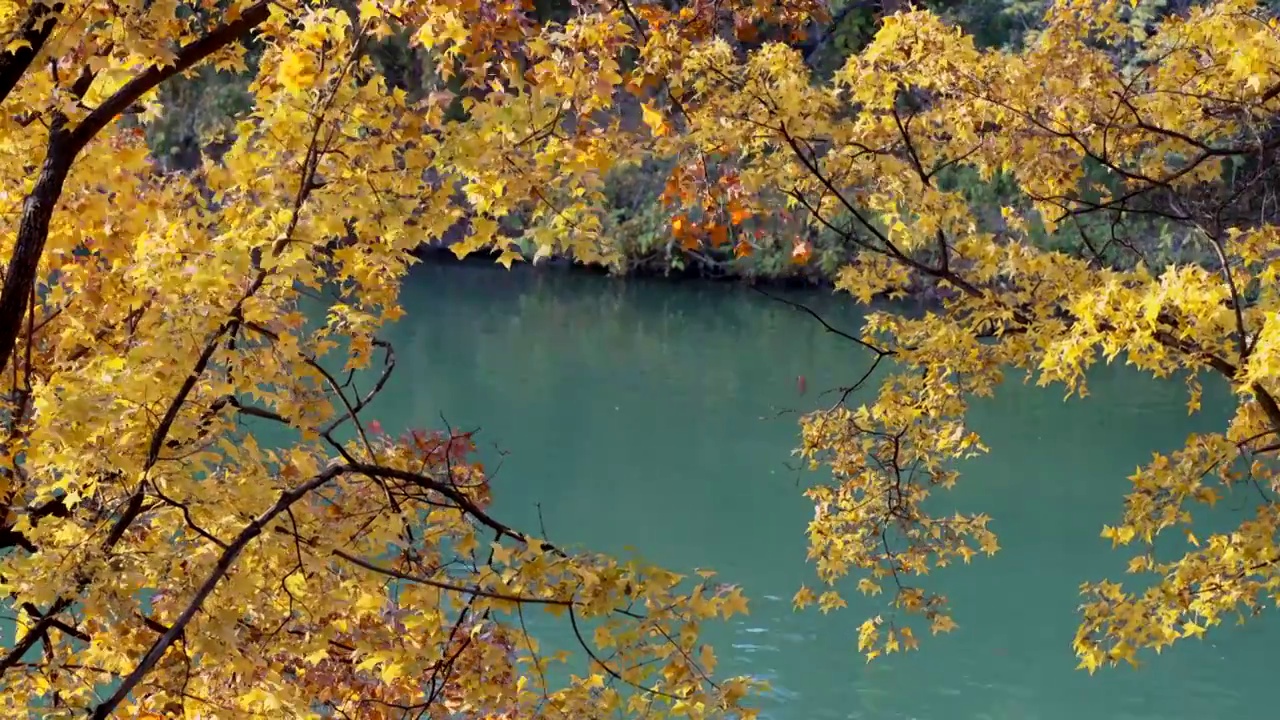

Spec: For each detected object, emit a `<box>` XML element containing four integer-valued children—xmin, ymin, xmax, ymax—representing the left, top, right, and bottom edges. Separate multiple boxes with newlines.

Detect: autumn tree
<box><xmin>328</xmin><ymin>0</ymin><xmax>1280</xmax><ymax>679</ymax></box>
<box><xmin>623</xmin><ymin>0</ymin><xmax>1280</xmax><ymax>673</ymax></box>
<box><xmin>0</xmin><ymin>1</ymin><xmax>790</xmax><ymax>716</ymax></box>
<box><xmin>7</xmin><ymin>0</ymin><xmax>1280</xmax><ymax>714</ymax></box>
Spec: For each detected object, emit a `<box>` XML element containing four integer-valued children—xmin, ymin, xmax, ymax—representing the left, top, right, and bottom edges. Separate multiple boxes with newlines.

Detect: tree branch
<box><xmin>751</xmin><ymin>285</ymin><xmax>893</xmax><ymax>357</ymax></box>
<box><xmin>90</xmin><ymin>457</ymin><xmax>559</xmax><ymax>718</ymax></box>
<box><xmin>0</xmin><ymin>2</ymin><xmax>272</xmax><ymax>378</ymax></box>
<box><xmin>332</xmin><ymin>549</ymin><xmax>572</xmax><ymax>606</ymax></box>
<box><xmin>67</xmin><ymin>2</ymin><xmax>270</xmax><ymax>155</ymax></box>
<box><xmin>0</xmin><ymin>3</ymin><xmax>62</xmax><ymax>106</ymax></box>
<box><xmin>90</xmin><ymin>462</ymin><xmax>352</xmax><ymax>718</ymax></box>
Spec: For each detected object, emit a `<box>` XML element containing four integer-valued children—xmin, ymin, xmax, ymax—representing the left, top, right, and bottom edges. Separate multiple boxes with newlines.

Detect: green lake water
<box><xmin>361</xmin><ymin>263</ymin><xmax>1275</xmax><ymax>719</ymax></box>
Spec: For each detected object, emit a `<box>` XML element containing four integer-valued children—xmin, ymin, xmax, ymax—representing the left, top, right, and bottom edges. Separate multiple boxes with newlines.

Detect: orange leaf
<box><xmin>662</xmin><ymin>177</ymin><xmax>681</xmax><ymax>206</ymax></box>
<box><xmin>791</xmin><ymin>240</ymin><xmax>812</xmax><ymax>264</ymax></box>
<box><xmin>708</xmin><ymin>223</ymin><xmax>728</xmax><ymax>247</ymax></box>
<box><xmin>734</xmin><ymin>241</ymin><xmax>753</xmax><ymax>258</ymax></box>
<box><xmin>672</xmin><ymin>214</ymin><xmax>688</xmax><ymax>237</ymax></box>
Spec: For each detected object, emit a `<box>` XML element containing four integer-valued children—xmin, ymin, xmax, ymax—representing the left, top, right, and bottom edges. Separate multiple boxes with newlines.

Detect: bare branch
<box><xmin>751</xmin><ymin>285</ymin><xmax>893</xmax><ymax>357</ymax></box>
<box><xmin>332</xmin><ymin>549</ymin><xmax>572</xmax><ymax>606</ymax></box>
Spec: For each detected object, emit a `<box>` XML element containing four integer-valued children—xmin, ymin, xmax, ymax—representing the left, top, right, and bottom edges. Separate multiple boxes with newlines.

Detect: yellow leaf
<box><xmin>496</xmin><ymin>249</ymin><xmax>524</xmax><ymax>269</ymax></box>
<box><xmin>641</xmin><ymin>101</ymin><xmax>670</xmax><ymax>137</ymax></box>
<box><xmin>721</xmin><ymin>586</ymin><xmax>750</xmax><ymax>618</ymax></box>
<box><xmin>793</xmin><ymin>585</ymin><xmax>816</xmax><ymax>610</ymax></box>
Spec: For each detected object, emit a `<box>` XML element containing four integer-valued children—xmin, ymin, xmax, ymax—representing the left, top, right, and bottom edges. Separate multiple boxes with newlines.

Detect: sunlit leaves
<box><xmin>0</xmin><ymin>1</ymin><xmax>777</xmax><ymax>716</ymax></box>
<box><xmin>7</xmin><ymin>0</ymin><xmax>1280</xmax><ymax>704</ymax></box>
<box><xmin>578</xmin><ymin>0</ymin><xmax>1280</xmax><ymax>671</ymax></box>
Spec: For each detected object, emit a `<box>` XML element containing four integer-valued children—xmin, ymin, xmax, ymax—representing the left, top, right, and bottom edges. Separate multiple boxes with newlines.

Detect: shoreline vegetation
<box><xmin>409</xmin><ymin>241</ymin><xmax>836</xmax><ymax>289</ymax></box>
<box><xmin>406</xmin><ymin>239</ymin><xmax>977</xmax><ymax>310</ymax></box>
<box><xmin>164</xmin><ymin>0</ymin><xmax>1223</xmax><ymax>303</ymax></box>
<box><xmin>404</xmin><ymin>242</ymin><xmax>962</xmax><ymax>315</ymax></box>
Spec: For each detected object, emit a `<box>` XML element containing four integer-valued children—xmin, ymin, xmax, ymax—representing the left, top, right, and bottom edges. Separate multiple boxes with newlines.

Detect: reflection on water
<box><xmin>361</xmin><ymin>262</ymin><xmax>1276</xmax><ymax>719</ymax></box>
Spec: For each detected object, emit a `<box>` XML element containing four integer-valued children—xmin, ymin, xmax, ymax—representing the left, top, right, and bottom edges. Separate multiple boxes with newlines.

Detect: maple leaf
<box><xmin>790</xmin><ymin>240</ymin><xmax>812</xmax><ymax>264</ymax></box>
<box><xmin>708</xmin><ymin>223</ymin><xmax>729</xmax><ymax>247</ymax></box>
<box><xmin>496</xmin><ymin>249</ymin><xmax>525</xmax><ymax>269</ymax></box>
<box><xmin>641</xmin><ymin>101</ymin><xmax>670</xmax><ymax>137</ymax></box>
